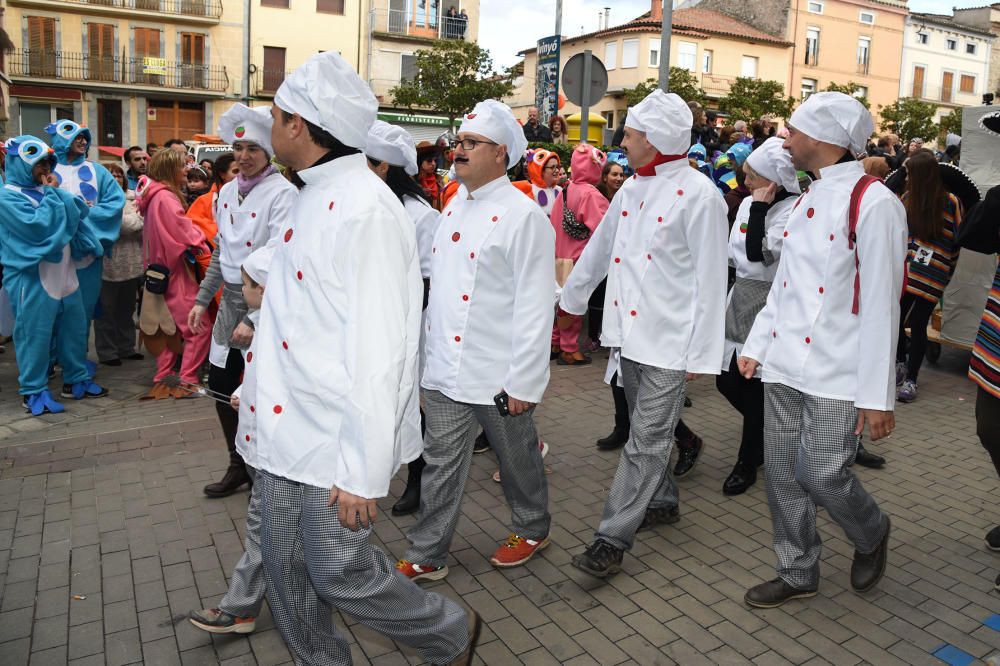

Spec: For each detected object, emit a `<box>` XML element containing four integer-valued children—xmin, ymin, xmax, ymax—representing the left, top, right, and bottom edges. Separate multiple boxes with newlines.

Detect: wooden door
<box><xmin>262</xmin><ymin>46</ymin><xmax>286</xmax><ymax>93</ymax></box>
<box><xmin>180</xmin><ymin>32</ymin><xmax>205</xmax><ymax>88</ymax></box>
<box><xmin>27</xmin><ymin>16</ymin><xmax>56</xmax><ymax>77</ymax></box>
<box><xmin>941</xmin><ymin>71</ymin><xmax>953</xmax><ymax>103</ymax></box>
<box><xmin>133</xmin><ymin>27</ymin><xmax>161</xmax><ymax>85</ymax></box>
<box><xmin>911</xmin><ymin>66</ymin><xmax>924</xmax><ymax>98</ymax></box>
<box><xmin>88</xmin><ymin>23</ymin><xmax>116</xmax><ymax>82</ymax></box>
<box><xmin>146</xmin><ymin>100</ymin><xmax>204</xmax><ymax>146</ymax></box>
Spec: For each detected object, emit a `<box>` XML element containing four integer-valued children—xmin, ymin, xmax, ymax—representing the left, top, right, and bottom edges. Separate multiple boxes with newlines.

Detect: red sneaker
<box><xmin>395</xmin><ymin>559</ymin><xmax>449</xmax><ymax>582</ymax></box>
<box><xmin>489</xmin><ymin>534</ymin><xmax>550</xmax><ymax>568</ymax></box>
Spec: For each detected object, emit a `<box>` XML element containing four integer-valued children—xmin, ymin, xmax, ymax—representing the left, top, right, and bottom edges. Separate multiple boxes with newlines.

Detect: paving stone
<box><xmin>30</xmin><ymin>615</ymin><xmax>69</xmax><ymax>652</ymax></box>
<box><xmin>105</xmin><ymin>628</ymin><xmax>143</xmax><ymax>666</ymax></box>
<box><xmin>0</xmin><ymin>607</ymin><xmax>35</xmax><ymax>642</ymax></box>
<box><xmin>67</xmin><ymin>620</ymin><xmax>104</xmax><ymax>660</ymax></box>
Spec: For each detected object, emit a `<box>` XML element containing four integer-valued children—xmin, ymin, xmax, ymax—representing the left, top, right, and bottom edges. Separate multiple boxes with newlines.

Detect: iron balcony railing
<box><xmin>10</xmin><ymin>49</ymin><xmax>229</xmax><ymax>92</ymax></box>
<box><xmin>252</xmin><ymin>68</ymin><xmax>294</xmax><ymax>96</ymax></box>
<box><xmin>370</xmin><ymin>8</ymin><xmax>468</xmax><ymax>40</ymax></box>
<box><xmin>24</xmin><ymin>0</ymin><xmax>222</xmax><ymax>19</ymax></box>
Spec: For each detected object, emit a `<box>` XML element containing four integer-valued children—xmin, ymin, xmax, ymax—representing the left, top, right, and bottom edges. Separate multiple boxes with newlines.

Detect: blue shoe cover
<box><xmin>85</xmin><ymin>360</ymin><xmax>97</xmax><ymax>379</ymax></box>
<box><xmin>26</xmin><ymin>390</ymin><xmax>66</xmax><ymax>416</ymax></box>
<box><xmin>71</xmin><ymin>380</ymin><xmax>107</xmax><ymax>400</ymax></box>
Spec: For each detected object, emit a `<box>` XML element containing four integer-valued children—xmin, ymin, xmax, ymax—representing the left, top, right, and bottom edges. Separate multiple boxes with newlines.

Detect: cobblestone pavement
<box><xmin>0</xmin><ymin>340</ymin><xmax>998</xmax><ymax>665</ymax></box>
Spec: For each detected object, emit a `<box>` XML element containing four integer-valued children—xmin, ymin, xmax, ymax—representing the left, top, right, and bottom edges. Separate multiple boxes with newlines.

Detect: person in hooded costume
<box><xmin>0</xmin><ymin>136</ymin><xmax>108</xmax><ymax>416</ymax></box>
<box><xmin>188</xmin><ymin>103</ymin><xmax>298</xmax><ymax>499</ymax></box>
<box><xmin>512</xmin><ymin>147</ymin><xmax>563</xmax><ymax>218</ymax></box>
<box><xmin>558</xmin><ymin>90</ymin><xmax>728</xmax><ymax>578</ymax></box>
<box><xmin>397</xmin><ymin>99</ymin><xmax>555</xmax><ymax>582</ymax></box>
<box><xmin>250</xmin><ymin>52</ymin><xmax>478</xmax><ymax>664</ymax></box>
<box><xmin>738</xmin><ymin>92</ymin><xmax>906</xmax><ymax>608</ymax></box>
<box><xmin>46</xmin><ymin>120</ymin><xmax>125</xmax><ymax>369</ymax></box>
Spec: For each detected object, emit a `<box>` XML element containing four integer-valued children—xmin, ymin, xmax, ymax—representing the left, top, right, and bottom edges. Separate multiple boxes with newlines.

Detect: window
<box><xmin>702</xmin><ymin>49</ymin><xmax>713</xmax><ymax>74</ymax></box>
<box><xmin>741</xmin><ymin>55</ymin><xmax>758</xmax><ymax>78</ymax></box>
<box><xmin>859</xmin><ymin>11</ymin><xmax>875</xmax><ymax>25</ymax></box>
<box><xmin>27</xmin><ymin>16</ymin><xmax>57</xmax><ymax>77</ymax></box>
<box><xmin>801</xmin><ymin>77</ymin><xmax>817</xmax><ymax>100</ymax></box>
<box><xmin>911</xmin><ymin>65</ymin><xmax>925</xmax><ymax>98</ymax></box>
<box><xmin>805</xmin><ymin>27</ymin><xmax>820</xmax><ymax>66</ymax></box>
<box><xmin>316</xmin><ymin>0</ymin><xmax>344</xmax><ymax>14</ymax></box>
<box><xmin>946</xmin><ymin>38</ymin><xmax>957</xmax><ymax>50</ymax></box>
<box><xmin>401</xmin><ymin>53</ymin><xmax>417</xmax><ymax>82</ymax></box>
<box><xmin>132</xmin><ymin>27</ymin><xmax>161</xmax><ymax>84</ymax></box>
<box><xmin>649</xmin><ymin>46</ymin><xmax>659</xmax><ymax>68</ymax></box>
<box><xmin>916</xmin><ymin>32</ymin><xmax>928</xmax><ymax>45</ymax></box>
<box><xmin>960</xmin><ymin>74</ymin><xmax>976</xmax><ymax>94</ymax></box>
<box><xmin>854</xmin><ymin>85</ymin><xmax>869</xmax><ymax>100</ymax></box>
<box><xmin>180</xmin><ymin>32</ymin><xmax>206</xmax><ymax>87</ymax></box>
<box><xmin>622</xmin><ymin>39</ymin><xmax>639</xmax><ymax>68</ymax></box>
<box><xmin>604</xmin><ymin>42</ymin><xmax>617</xmax><ymax>70</ymax></box>
<box><xmin>966</xmin><ymin>42</ymin><xmax>977</xmax><ymax>55</ymax></box>
<box><xmin>261</xmin><ymin>0</ymin><xmax>289</xmax><ymax>6</ymax></box>
<box><xmin>262</xmin><ymin>46</ymin><xmax>286</xmax><ymax>92</ymax></box>
<box><xmin>678</xmin><ymin>41</ymin><xmax>697</xmax><ymax>72</ymax></box>
<box><xmin>941</xmin><ymin>71</ymin><xmax>954</xmax><ymax>103</ymax></box>
<box><xmin>808</xmin><ymin>1</ymin><xmax>823</xmax><ymax>13</ymax></box>
<box><xmin>87</xmin><ymin>23</ymin><xmax>115</xmax><ymax>82</ymax></box>
<box><xmin>857</xmin><ymin>36</ymin><xmax>871</xmax><ymax>75</ymax></box>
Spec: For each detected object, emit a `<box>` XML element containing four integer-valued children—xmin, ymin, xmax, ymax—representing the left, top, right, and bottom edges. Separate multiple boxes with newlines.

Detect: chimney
<box><xmin>651</xmin><ymin>0</ymin><xmax>662</xmax><ymax>22</ymax></box>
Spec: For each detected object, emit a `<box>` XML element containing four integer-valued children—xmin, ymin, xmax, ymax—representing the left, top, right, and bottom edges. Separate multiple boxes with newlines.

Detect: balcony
<box><xmin>701</xmin><ymin>74</ymin><xmax>737</xmax><ymax>98</ymax></box>
<box><xmin>369</xmin><ymin>78</ymin><xmax>403</xmax><ymax>105</ymax></box>
<box><xmin>370</xmin><ymin>9</ymin><xmax>469</xmax><ymax>42</ymax></box>
<box><xmin>8</xmin><ymin>0</ymin><xmax>222</xmax><ymax>24</ymax></box>
<box><xmin>9</xmin><ymin>49</ymin><xmax>229</xmax><ymax>93</ymax></box>
<box><xmin>252</xmin><ymin>68</ymin><xmax>292</xmax><ymax>98</ymax></box>
<box><xmin>907</xmin><ymin>83</ymin><xmax>969</xmax><ymax>106</ymax></box>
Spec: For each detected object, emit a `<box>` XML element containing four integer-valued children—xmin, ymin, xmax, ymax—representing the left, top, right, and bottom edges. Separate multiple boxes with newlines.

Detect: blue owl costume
<box><xmin>46</xmin><ymin>121</ymin><xmax>125</xmax><ymax>357</ymax></box>
<box><xmin>0</xmin><ymin>136</ymin><xmax>107</xmax><ymax>415</ymax></box>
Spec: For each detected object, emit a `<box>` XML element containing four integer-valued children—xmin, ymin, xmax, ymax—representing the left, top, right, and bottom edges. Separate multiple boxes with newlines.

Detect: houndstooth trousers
<box><xmin>596</xmin><ymin>358</ymin><xmax>687</xmax><ymax>551</ymax></box>
<box><xmin>405</xmin><ymin>389</ymin><xmax>550</xmax><ymax>567</ymax></box>
<box><xmin>219</xmin><ymin>467</ymin><xmax>267</xmax><ymax>618</ymax></box>
<box><xmin>257</xmin><ymin>469</ymin><xmax>469</xmax><ymax>665</ymax></box>
<box><xmin>763</xmin><ymin>383</ymin><xmax>888</xmax><ymax>589</ymax></box>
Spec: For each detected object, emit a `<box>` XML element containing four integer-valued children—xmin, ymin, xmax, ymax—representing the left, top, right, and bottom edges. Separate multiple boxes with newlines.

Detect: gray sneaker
<box><xmin>895</xmin><ymin>362</ymin><xmax>906</xmax><ymax>387</ymax></box>
<box><xmin>897</xmin><ymin>379</ymin><xmax>917</xmax><ymax>403</ymax></box>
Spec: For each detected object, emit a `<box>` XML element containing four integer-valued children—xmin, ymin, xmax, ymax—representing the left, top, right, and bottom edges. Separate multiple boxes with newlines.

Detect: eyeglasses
<box><xmin>542</xmin><ymin>165</ymin><xmax>559</xmax><ymax>171</ymax></box>
<box><xmin>450</xmin><ymin>138</ymin><xmax>498</xmax><ymax>151</ymax></box>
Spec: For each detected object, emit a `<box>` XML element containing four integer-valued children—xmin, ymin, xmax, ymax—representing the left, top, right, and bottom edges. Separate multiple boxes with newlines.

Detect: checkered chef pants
<box><xmin>763</xmin><ymin>383</ymin><xmax>888</xmax><ymax>589</ymax></box>
<box><xmin>405</xmin><ymin>388</ymin><xmax>550</xmax><ymax>567</ymax></box>
<box><xmin>595</xmin><ymin>358</ymin><xmax>687</xmax><ymax>551</ymax></box>
<box><xmin>257</xmin><ymin>470</ymin><xmax>469</xmax><ymax>665</ymax></box>
<box><xmin>218</xmin><ymin>467</ymin><xmax>267</xmax><ymax>618</ymax></box>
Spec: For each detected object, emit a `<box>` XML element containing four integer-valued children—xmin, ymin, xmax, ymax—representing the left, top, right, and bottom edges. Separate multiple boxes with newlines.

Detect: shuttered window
<box><xmin>941</xmin><ymin>71</ymin><xmax>954</xmax><ymax>103</ymax></box>
<box><xmin>911</xmin><ymin>66</ymin><xmax>925</xmax><ymax>98</ymax></box>
<box><xmin>317</xmin><ymin>0</ymin><xmax>345</xmax><ymax>14</ymax></box>
<box><xmin>262</xmin><ymin>46</ymin><xmax>286</xmax><ymax>92</ymax></box>
<box><xmin>27</xmin><ymin>16</ymin><xmax>56</xmax><ymax>77</ymax></box>
<box><xmin>133</xmin><ymin>27</ymin><xmax>161</xmax><ymax>84</ymax></box>
<box><xmin>88</xmin><ymin>23</ymin><xmax>115</xmax><ymax>81</ymax></box>
<box><xmin>180</xmin><ymin>32</ymin><xmax>205</xmax><ymax>88</ymax></box>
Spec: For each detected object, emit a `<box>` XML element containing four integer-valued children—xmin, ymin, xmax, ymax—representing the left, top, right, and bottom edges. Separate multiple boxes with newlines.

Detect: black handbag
<box><xmin>144</xmin><ymin>264</ymin><xmax>170</xmax><ymax>295</ymax></box>
<box><xmin>560</xmin><ymin>186</ymin><xmax>591</xmax><ymax>241</ymax></box>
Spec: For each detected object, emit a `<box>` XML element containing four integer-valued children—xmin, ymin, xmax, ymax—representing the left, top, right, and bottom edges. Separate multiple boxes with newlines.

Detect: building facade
<box><xmin>510</xmin><ymin>1</ymin><xmax>792</xmax><ymax>132</ymax></box>
<box><xmin>1</xmin><ymin>0</ymin><xmax>13</xmax><ymax>138</ymax></box>
<box><xmin>900</xmin><ymin>13</ymin><xmax>993</xmax><ymax>123</ymax></box>
<box><xmin>953</xmin><ymin>3</ymin><xmax>1000</xmax><ymax>100</ymax></box>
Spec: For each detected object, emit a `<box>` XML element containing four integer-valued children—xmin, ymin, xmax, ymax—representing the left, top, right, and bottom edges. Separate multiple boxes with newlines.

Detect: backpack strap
<box><xmin>847</xmin><ymin>175</ymin><xmax>880</xmax><ymax>315</ymax></box>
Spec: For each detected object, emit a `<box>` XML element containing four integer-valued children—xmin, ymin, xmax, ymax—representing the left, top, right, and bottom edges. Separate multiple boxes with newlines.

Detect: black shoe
<box><xmin>571</xmin><ymin>539</ymin><xmax>624</xmax><ymax>578</ymax></box>
<box><xmin>854</xmin><ymin>438</ymin><xmax>885</xmax><ymax>469</ymax></box>
<box><xmin>744</xmin><ymin>578</ymin><xmax>818</xmax><ymax>608</ymax></box>
<box><xmin>637</xmin><ymin>505</ymin><xmax>680</xmax><ymax>532</ymax></box>
<box><xmin>986</xmin><ymin>525</ymin><xmax>1000</xmax><ymax>551</ymax></box>
<box><xmin>994</xmin><ymin>572</ymin><xmax>999</xmax><ymax>592</ymax></box>
<box><xmin>101</xmin><ymin>358</ymin><xmax>123</xmax><ymax>366</ymax></box>
<box><xmin>125</xmin><ymin>352</ymin><xmax>145</xmax><ymax>361</ymax></box>
<box><xmin>673</xmin><ymin>435</ymin><xmax>703</xmax><ymax>477</ymax></box>
<box><xmin>596</xmin><ymin>426</ymin><xmax>629</xmax><ymax>451</ymax></box>
<box><xmin>723</xmin><ymin>461</ymin><xmax>758</xmax><ymax>496</ymax></box>
<box><xmin>684</xmin><ymin>396</ymin><xmax>692</xmax><ymax>408</ymax></box>
<box><xmin>851</xmin><ymin>516</ymin><xmax>891</xmax><ymax>593</ymax></box>
<box><xmin>473</xmin><ymin>432</ymin><xmax>491</xmax><ymax>454</ymax></box>
<box><xmin>392</xmin><ymin>460</ymin><xmax>424</xmax><ymax>516</ymax></box>
<box><xmin>203</xmin><ymin>465</ymin><xmax>251</xmax><ymax>498</ymax></box>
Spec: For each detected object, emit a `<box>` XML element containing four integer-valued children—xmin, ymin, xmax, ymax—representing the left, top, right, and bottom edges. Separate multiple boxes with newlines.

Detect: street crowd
<box><xmin>1</xmin><ymin>50</ymin><xmax>999</xmax><ymax>665</ymax></box>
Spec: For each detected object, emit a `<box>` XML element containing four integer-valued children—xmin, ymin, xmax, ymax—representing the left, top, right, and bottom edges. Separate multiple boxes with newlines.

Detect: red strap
<box><xmin>848</xmin><ymin>175</ymin><xmax>880</xmax><ymax>315</ymax></box>
<box><xmin>635</xmin><ymin>152</ymin><xmax>686</xmax><ymax>176</ymax></box>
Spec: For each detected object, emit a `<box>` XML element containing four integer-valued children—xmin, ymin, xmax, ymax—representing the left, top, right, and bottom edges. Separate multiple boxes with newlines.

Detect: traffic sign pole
<box><xmin>581</xmin><ymin>49</ymin><xmax>592</xmax><ymax>144</ymax></box>
<box><xmin>658</xmin><ymin>0</ymin><xmax>673</xmax><ymax>92</ymax></box>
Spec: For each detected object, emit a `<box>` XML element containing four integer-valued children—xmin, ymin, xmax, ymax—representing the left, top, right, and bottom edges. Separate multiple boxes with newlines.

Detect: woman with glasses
<box><xmin>512</xmin><ymin>148</ymin><xmax>562</xmax><ymax>218</ymax></box>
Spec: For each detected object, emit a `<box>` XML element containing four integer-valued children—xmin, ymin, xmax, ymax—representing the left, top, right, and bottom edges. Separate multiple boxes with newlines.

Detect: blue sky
<box><xmin>479</xmin><ymin>0</ymin><xmax>970</xmax><ymax>69</ymax></box>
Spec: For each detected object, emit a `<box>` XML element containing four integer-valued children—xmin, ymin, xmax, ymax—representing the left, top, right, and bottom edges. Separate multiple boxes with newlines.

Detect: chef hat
<box><xmin>788</xmin><ymin>91</ymin><xmax>873</xmax><ymax>155</ymax></box>
<box><xmin>219</xmin><ymin>104</ymin><xmax>274</xmax><ymax>156</ymax></box>
<box><xmin>274</xmin><ymin>52</ymin><xmax>377</xmax><ymax>149</ymax></box>
<box><xmin>459</xmin><ymin>99</ymin><xmax>526</xmax><ymax>169</ymax></box>
<box><xmin>366</xmin><ymin>120</ymin><xmax>418</xmax><ymax>176</ymax></box>
<box><xmin>745</xmin><ymin>137</ymin><xmax>801</xmax><ymax>194</ymax></box>
<box><xmin>242</xmin><ymin>245</ymin><xmax>274</xmax><ymax>287</ymax></box>
<box><xmin>624</xmin><ymin>89</ymin><xmax>692</xmax><ymax>155</ymax></box>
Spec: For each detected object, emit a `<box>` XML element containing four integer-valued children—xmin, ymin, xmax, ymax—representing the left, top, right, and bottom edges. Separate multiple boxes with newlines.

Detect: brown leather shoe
<box><xmin>447</xmin><ymin>609</ymin><xmax>482</xmax><ymax>666</ymax></box>
<box><xmin>557</xmin><ymin>351</ymin><xmax>592</xmax><ymax>366</ymax></box>
<box><xmin>140</xmin><ymin>382</ymin><xmax>172</xmax><ymax>401</ymax></box>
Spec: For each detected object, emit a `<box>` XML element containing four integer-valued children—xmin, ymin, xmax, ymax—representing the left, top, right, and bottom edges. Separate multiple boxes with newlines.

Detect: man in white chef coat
<box><xmin>248</xmin><ymin>52</ymin><xmax>478</xmax><ymax>664</ymax></box>
<box><xmin>738</xmin><ymin>92</ymin><xmax>907</xmax><ymax>608</ymax></box>
<box><xmin>559</xmin><ymin>90</ymin><xmax>729</xmax><ymax>578</ymax></box>
<box><xmin>397</xmin><ymin>99</ymin><xmax>556</xmax><ymax>581</ymax></box>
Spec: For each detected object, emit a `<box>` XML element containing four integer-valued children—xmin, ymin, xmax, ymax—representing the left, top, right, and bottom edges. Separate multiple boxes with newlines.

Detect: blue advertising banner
<box><xmin>535</xmin><ymin>35</ymin><xmax>561</xmax><ymax>124</ymax></box>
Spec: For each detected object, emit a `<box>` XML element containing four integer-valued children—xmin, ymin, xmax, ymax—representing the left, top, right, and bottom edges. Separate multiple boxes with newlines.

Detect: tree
<box><xmin>878</xmin><ymin>97</ymin><xmax>939</xmax><ymax>141</ymax></box>
<box><xmin>623</xmin><ymin>68</ymin><xmax>706</xmax><ymax>106</ymax></box>
<box><xmin>718</xmin><ymin>78</ymin><xmax>796</xmax><ymax>122</ymax></box>
<box><xmin>390</xmin><ymin>40</ymin><xmax>515</xmax><ymax>129</ymax></box>
<box><xmin>823</xmin><ymin>81</ymin><xmax>870</xmax><ymax>110</ymax></box>
<box><xmin>939</xmin><ymin>107</ymin><xmax>962</xmax><ymax>137</ymax></box>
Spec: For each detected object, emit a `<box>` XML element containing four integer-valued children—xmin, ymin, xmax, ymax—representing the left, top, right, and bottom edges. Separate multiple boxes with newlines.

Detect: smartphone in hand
<box><xmin>494</xmin><ymin>391</ymin><xmax>510</xmax><ymax>417</ymax></box>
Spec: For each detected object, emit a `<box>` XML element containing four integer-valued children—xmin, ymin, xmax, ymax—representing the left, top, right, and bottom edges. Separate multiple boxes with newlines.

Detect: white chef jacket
<box><xmin>403</xmin><ymin>194</ymin><xmax>439</xmax><ymax>279</ymax></box>
<box><xmin>215</xmin><ymin>172</ymin><xmax>297</xmax><ymax>284</ymax></box>
<box><xmin>250</xmin><ymin>154</ymin><xmax>423</xmax><ymax>499</ymax></box>
<box><xmin>722</xmin><ymin>195</ymin><xmax>794</xmax><ymax>371</ymax></box>
<box><xmin>741</xmin><ymin>160</ymin><xmax>908</xmax><ymax>411</ymax></box>
<box><xmin>421</xmin><ymin>174</ymin><xmax>555</xmax><ymax>405</ymax></box>
<box><xmin>560</xmin><ymin>159</ymin><xmax>729</xmax><ymax>375</ymax></box>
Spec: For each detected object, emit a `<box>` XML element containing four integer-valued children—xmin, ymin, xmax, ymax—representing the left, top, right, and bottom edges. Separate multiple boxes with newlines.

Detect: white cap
<box><xmin>624</xmin><ymin>89</ymin><xmax>692</xmax><ymax>155</ymax></box>
<box><xmin>365</xmin><ymin>120</ymin><xmax>418</xmax><ymax>176</ymax></box>
<box><xmin>459</xmin><ymin>99</ymin><xmax>527</xmax><ymax>169</ymax></box>
<box><xmin>274</xmin><ymin>52</ymin><xmax>377</xmax><ymax>149</ymax></box>
<box><xmin>745</xmin><ymin>137</ymin><xmax>801</xmax><ymax>194</ymax></box>
<box><xmin>788</xmin><ymin>91</ymin><xmax>873</xmax><ymax>155</ymax></box>
<box><xmin>242</xmin><ymin>245</ymin><xmax>274</xmax><ymax>286</ymax></box>
<box><xmin>218</xmin><ymin>104</ymin><xmax>274</xmax><ymax>155</ymax></box>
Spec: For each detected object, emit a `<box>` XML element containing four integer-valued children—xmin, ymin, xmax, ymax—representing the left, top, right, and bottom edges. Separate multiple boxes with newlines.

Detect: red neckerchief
<box><xmin>635</xmin><ymin>152</ymin><xmax>686</xmax><ymax>176</ymax></box>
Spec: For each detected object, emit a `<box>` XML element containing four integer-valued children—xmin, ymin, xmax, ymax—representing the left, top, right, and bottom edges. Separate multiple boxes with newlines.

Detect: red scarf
<box><xmin>635</xmin><ymin>152</ymin><xmax>686</xmax><ymax>177</ymax></box>
<box><xmin>419</xmin><ymin>172</ymin><xmax>440</xmax><ymax>203</ymax></box>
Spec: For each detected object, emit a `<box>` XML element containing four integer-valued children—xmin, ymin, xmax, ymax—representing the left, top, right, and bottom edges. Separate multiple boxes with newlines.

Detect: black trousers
<box><xmin>714</xmin><ymin>352</ymin><xmax>765</xmax><ymax>468</ymax></box>
<box><xmin>209</xmin><ymin>347</ymin><xmax>246</xmax><ymax>464</ymax></box>
<box><xmin>95</xmin><ymin>277</ymin><xmax>142</xmax><ymax>362</ymax></box>
<box><xmin>977</xmin><ymin>387</ymin><xmax>1000</xmax><ymax>479</ymax></box>
<box><xmin>610</xmin><ymin>371</ymin><xmax>696</xmax><ymax>445</ymax></box>
<box><xmin>897</xmin><ymin>292</ymin><xmax>937</xmax><ymax>382</ymax></box>
<box><xmin>588</xmin><ymin>278</ymin><xmax>607</xmax><ymax>342</ymax></box>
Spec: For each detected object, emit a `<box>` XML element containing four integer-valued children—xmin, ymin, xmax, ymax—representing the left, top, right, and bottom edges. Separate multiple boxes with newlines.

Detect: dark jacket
<box><xmin>523</xmin><ymin>121</ymin><xmax>553</xmax><ymax>143</ymax></box>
